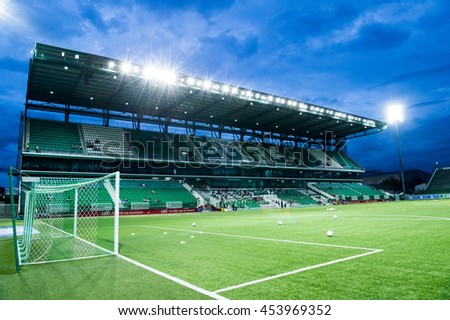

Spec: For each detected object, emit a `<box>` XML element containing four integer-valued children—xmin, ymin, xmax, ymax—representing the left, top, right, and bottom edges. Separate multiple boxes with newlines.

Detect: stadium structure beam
<box><xmin>188</xmin><ymin>95</ymin><xmax>225</xmax><ymax>121</ymax></box>
<box><xmin>217</xmin><ymin>100</ymin><xmax>253</xmax><ymax>123</ymax></box>
<box><xmin>238</xmin><ymin>105</ymin><xmax>277</xmax><ymax>126</ymax></box>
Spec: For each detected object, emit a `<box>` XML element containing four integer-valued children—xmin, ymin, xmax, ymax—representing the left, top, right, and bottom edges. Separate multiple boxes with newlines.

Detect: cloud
<box><xmin>0</xmin><ymin>57</ymin><xmax>29</xmax><ymax>74</ymax></box>
<box><xmin>368</xmin><ymin>64</ymin><xmax>450</xmax><ymax>90</ymax></box>
<box><xmin>410</xmin><ymin>99</ymin><xmax>448</xmax><ymax>109</ymax></box>
<box><xmin>346</xmin><ymin>23</ymin><xmax>410</xmax><ymax>51</ymax></box>
<box><xmin>134</xmin><ymin>0</ymin><xmax>236</xmax><ymax>17</ymax></box>
<box><xmin>200</xmin><ymin>31</ymin><xmax>259</xmax><ymax>60</ymax></box>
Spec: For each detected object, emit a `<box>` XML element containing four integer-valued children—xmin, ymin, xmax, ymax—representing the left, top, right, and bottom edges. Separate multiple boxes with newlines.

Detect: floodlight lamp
<box><xmin>203</xmin><ymin>81</ymin><xmax>212</xmax><ymax>89</ymax></box>
<box><xmin>120</xmin><ymin>62</ymin><xmax>132</xmax><ymax>74</ymax></box>
<box><xmin>387</xmin><ymin>104</ymin><xmax>405</xmax><ymax>123</ymax></box>
<box><xmin>108</xmin><ymin>61</ymin><xmax>115</xmax><ymax>69</ymax></box>
<box><xmin>146</xmin><ymin>67</ymin><xmax>177</xmax><ymax>84</ymax></box>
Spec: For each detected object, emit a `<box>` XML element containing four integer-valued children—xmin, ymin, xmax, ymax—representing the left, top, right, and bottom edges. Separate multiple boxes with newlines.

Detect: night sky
<box><xmin>1</xmin><ymin>0</ymin><xmax>449</xmax><ymax>187</ymax></box>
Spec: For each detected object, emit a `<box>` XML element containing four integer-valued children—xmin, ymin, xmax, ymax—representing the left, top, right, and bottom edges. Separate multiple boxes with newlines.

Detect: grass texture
<box><xmin>1</xmin><ymin>199</ymin><xmax>449</xmax><ymax>300</ymax></box>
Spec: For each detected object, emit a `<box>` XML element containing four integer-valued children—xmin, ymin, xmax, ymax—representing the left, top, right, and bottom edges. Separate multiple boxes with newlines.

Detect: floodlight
<box><xmin>203</xmin><ymin>81</ymin><xmax>212</xmax><ymax>89</ymax></box>
<box><xmin>108</xmin><ymin>61</ymin><xmax>115</xmax><ymax>69</ymax></box>
<box><xmin>387</xmin><ymin>102</ymin><xmax>406</xmax><ymax>198</ymax></box>
<box><xmin>143</xmin><ymin>66</ymin><xmax>177</xmax><ymax>83</ymax></box>
<box><xmin>120</xmin><ymin>62</ymin><xmax>132</xmax><ymax>74</ymax></box>
<box><xmin>387</xmin><ymin>104</ymin><xmax>404</xmax><ymax>123</ymax></box>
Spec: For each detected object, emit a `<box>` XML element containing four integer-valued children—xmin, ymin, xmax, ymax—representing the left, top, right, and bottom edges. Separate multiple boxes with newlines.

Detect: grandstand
<box><xmin>16</xmin><ymin>43</ymin><xmax>388</xmax><ymax>213</ymax></box>
<box><xmin>424</xmin><ymin>167</ymin><xmax>450</xmax><ymax>194</ymax></box>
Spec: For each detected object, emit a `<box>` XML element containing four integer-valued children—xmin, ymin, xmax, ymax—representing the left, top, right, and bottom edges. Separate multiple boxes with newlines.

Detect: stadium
<box><xmin>1</xmin><ymin>43</ymin><xmax>449</xmax><ymax>300</ymax></box>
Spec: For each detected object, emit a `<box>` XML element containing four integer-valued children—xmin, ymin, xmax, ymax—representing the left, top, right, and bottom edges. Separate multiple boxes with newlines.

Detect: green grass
<box><xmin>1</xmin><ymin>200</ymin><xmax>449</xmax><ymax>300</ymax></box>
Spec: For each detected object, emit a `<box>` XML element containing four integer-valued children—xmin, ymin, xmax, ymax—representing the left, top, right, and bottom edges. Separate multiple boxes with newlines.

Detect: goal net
<box><xmin>17</xmin><ymin>172</ymin><xmax>120</xmax><ymax>265</ymax></box>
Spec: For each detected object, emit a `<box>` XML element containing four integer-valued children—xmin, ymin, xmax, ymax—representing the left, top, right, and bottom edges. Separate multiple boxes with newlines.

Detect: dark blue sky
<box><xmin>1</xmin><ymin>0</ymin><xmax>450</xmax><ymax>186</ymax></box>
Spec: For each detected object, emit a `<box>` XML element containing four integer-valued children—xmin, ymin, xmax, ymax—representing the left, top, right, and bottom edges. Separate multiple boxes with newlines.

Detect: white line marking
<box><xmin>138</xmin><ymin>225</ymin><xmax>380</xmax><ymax>251</ymax></box>
<box><xmin>23</xmin><ymin>253</ymin><xmax>112</xmax><ymax>265</ymax></box>
<box><xmin>116</xmin><ymin>254</ymin><xmax>227</xmax><ymax>300</ymax></box>
<box><xmin>138</xmin><ymin>224</ymin><xmax>384</xmax><ymax>294</ymax></box>
<box><xmin>214</xmin><ymin>249</ymin><xmax>383</xmax><ymax>293</ymax></box>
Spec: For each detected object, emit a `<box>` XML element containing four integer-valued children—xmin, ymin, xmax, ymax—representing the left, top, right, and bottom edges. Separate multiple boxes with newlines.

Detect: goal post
<box><xmin>14</xmin><ymin>171</ymin><xmax>120</xmax><ymax>266</ymax></box>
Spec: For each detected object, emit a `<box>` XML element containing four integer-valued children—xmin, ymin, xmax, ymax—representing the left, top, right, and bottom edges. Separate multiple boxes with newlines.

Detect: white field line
<box><xmin>25</xmin><ymin>223</ymin><xmax>226</xmax><ymax>300</ymax></box>
<box><xmin>138</xmin><ymin>225</ymin><xmax>381</xmax><ymax>251</ymax></box>
<box><xmin>215</xmin><ymin>249</ymin><xmax>383</xmax><ymax>293</ymax></box>
<box><xmin>126</xmin><ymin>212</ymin><xmax>450</xmax><ymax>221</ymax></box>
<box><xmin>39</xmin><ymin>220</ymin><xmax>114</xmax><ymax>255</ymax></box>
<box><xmin>116</xmin><ymin>254</ymin><xmax>227</xmax><ymax>300</ymax></box>
<box><xmin>22</xmin><ymin>253</ymin><xmax>112</xmax><ymax>265</ymax></box>
<box><xmin>138</xmin><ymin>224</ymin><xmax>383</xmax><ymax>294</ymax></box>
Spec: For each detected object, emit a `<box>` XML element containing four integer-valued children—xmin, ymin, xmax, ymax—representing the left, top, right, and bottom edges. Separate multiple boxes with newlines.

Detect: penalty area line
<box><xmin>139</xmin><ymin>225</ymin><xmax>381</xmax><ymax>251</ymax></box>
<box><xmin>116</xmin><ymin>254</ymin><xmax>227</xmax><ymax>300</ymax></box>
<box><xmin>214</xmin><ymin>249</ymin><xmax>383</xmax><ymax>294</ymax></box>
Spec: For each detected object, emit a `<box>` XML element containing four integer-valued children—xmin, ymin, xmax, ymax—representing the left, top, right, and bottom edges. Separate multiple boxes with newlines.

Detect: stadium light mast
<box><xmin>387</xmin><ymin>104</ymin><xmax>406</xmax><ymax>199</ymax></box>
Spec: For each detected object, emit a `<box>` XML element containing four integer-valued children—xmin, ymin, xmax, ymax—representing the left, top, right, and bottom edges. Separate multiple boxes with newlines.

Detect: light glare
<box><xmin>387</xmin><ymin>104</ymin><xmax>405</xmax><ymax>123</ymax></box>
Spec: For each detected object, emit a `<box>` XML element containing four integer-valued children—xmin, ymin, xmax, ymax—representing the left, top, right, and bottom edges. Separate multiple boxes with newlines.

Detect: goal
<box><xmin>17</xmin><ymin>172</ymin><xmax>120</xmax><ymax>265</ymax></box>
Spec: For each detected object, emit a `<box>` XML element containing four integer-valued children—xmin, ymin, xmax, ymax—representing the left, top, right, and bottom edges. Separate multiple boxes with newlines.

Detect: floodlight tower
<box><xmin>387</xmin><ymin>104</ymin><xmax>406</xmax><ymax>199</ymax></box>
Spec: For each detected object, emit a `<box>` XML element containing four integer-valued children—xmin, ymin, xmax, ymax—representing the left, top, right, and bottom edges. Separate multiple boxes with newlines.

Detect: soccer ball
<box><xmin>180</xmin><ymin>241</ymin><xmax>186</xmax><ymax>244</ymax></box>
<box><xmin>192</xmin><ymin>222</ymin><xmax>196</xmax><ymax>227</ymax></box>
<box><xmin>333</xmin><ymin>215</ymin><xmax>337</xmax><ymax>219</ymax></box>
<box><xmin>327</xmin><ymin>230</ymin><xmax>334</xmax><ymax>237</ymax></box>
<box><xmin>190</xmin><ymin>235</ymin><xmax>196</xmax><ymax>239</ymax></box>
<box><xmin>131</xmin><ymin>233</ymin><xmax>135</xmax><ymax>236</ymax></box>
<box><xmin>278</xmin><ymin>220</ymin><xmax>283</xmax><ymax>225</ymax></box>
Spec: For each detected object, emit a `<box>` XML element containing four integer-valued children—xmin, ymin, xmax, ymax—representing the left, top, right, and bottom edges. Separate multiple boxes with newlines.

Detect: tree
<box><xmin>380</xmin><ymin>177</ymin><xmax>402</xmax><ymax>193</ymax></box>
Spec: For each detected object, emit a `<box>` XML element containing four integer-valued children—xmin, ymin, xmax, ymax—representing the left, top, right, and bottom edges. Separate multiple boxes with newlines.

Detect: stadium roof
<box><xmin>26</xmin><ymin>43</ymin><xmax>386</xmax><ymax>140</ymax></box>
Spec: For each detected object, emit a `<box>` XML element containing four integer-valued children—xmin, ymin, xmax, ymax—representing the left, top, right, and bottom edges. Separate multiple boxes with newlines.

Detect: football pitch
<box><xmin>1</xmin><ymin>200</ymin><xmax>449</xmax><ymax>300</ymax></box>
